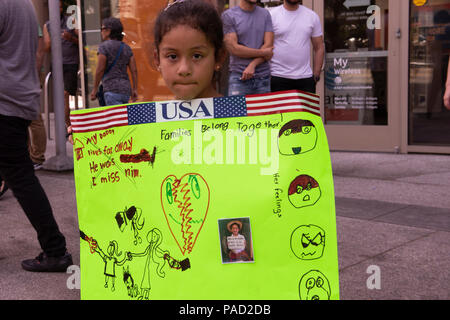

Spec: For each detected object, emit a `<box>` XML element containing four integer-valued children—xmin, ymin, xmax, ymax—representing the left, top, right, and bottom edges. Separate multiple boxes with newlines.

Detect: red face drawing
<box><xmin>288</xmin><ymin>174</ymin><xmax>321</xmax><ymax>209</ymax></box>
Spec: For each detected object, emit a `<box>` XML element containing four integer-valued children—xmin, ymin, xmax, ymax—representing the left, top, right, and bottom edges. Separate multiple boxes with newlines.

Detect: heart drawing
<box><xmin>161</xmin><ymin>173</ymin><xmax>210</xmax><ymax>255</ymax></box>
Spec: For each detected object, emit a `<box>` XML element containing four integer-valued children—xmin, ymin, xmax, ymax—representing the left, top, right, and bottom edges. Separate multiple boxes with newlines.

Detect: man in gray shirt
<box><xmin>222</xmin><ymin>0</ymin><xmax>273</xmax><ymax>96</ymax></box>
<box><xmin>0</xmin><ymin>0</ymin><xmax>72</xmax><ymax>272</ymax></box>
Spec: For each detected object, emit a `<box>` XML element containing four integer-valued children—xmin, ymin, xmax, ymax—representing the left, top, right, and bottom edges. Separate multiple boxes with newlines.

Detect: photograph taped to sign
<box><xmin>71</xmin><ymin>90</ymin><xmax>340</xmax><ymax>300</ymax></box>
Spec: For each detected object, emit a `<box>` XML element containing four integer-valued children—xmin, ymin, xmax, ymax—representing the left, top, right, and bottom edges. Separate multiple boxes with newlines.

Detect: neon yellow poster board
<box><xmin>71</xmin><ymin>91</ymin><xmax>339</xmax><ymax>300</ymax></box>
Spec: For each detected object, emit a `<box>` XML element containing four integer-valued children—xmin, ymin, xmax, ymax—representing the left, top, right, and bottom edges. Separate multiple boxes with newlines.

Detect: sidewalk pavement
<box><xmin>0</xmin><ymin>128</ymin><xmax>449</xmax><ymax>300</ymax></box>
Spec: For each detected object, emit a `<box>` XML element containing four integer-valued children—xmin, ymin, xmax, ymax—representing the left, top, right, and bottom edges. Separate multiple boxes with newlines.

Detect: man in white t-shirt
<box><xmin>269</xmin><ymin>0</ymin><xmax>324</xmax><ymax>94</ymax></box>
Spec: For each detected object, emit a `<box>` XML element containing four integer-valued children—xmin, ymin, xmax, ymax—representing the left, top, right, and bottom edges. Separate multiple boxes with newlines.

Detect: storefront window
<box><xmin>409</xmin><ymin>0</ymin><xmax>450</xmax><ymax>146</ymax></box>
<box><xmin>324</xmin><ymin>0</ymin><xmax>389</xmax><ymax>125</ymax></box>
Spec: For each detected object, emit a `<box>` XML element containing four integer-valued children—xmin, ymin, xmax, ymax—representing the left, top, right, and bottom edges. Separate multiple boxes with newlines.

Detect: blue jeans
<box><xmin>228</xmin><ymin>72</ymin><xmax>271</xmax><ymax>96</ymax></box>
<box><xmin>104</xmin><ymin>91</ymin><xmax>130</xmax><ymax>106</ymax></box>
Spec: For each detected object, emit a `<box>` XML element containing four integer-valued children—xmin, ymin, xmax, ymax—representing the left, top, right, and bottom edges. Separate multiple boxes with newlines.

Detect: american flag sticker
<box><xmin>70</xmin><ymin>105</ymin><xmax>129</xmax><ymax>133</ymax></box>
<box><xmin>70</xmin><ymin>90</ymin><xmax>321</xmax><ymax>133</ymax></box>
<box><xmin>246</xmin><ymin>90</ymin><xmax>320</xmax><ymax>116</ymax></box>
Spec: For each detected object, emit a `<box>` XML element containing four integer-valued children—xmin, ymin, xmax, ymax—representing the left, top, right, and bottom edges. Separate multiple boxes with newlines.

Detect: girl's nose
<box><xmin>177</xmin><ymin>58</ymin><xmax>192</xmax><ymax>77</ymax></box>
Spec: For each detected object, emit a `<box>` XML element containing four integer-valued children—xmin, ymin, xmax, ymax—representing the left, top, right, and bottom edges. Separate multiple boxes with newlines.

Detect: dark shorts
<box><xmin>63</xmin><ymin>64</ymin><xmax>79</xmax><ymax>96</ymax></box>
<box><xmin>271</xmin><ymin>76</ymin><xmax>316</xmax><ymax>94</ymax></box>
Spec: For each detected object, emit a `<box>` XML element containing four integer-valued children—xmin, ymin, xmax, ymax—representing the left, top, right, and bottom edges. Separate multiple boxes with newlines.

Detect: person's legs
<box><xmin>295</xmin><ymin>77</ymin><xmax>316</xmax><ymax>94</ymax></box>
<box><xmin>28</xmin><ymin>113</ymin><xmax>47</xmax><ymax>169</ymax></box>
<box><xmin>104</xmin><ymin>91</ymin><xmax>130</xmax><ymax>106</ymax></box>
<box><xmin>0</xmin><ymin>114</ymin><xmax>69</xmax><ymax>268</ymax></box>
<box><xmin>271</xmin><ymin>76</ymin><xmax>316</xmax><ymax>94</ymax></box>
<box><xmin>251</xmin><ymin>75</ymin><xmax>271</xmax><ymax>94</ymax></box>
<box><xmin>63</xmin><ymin>64</ymin><xmax>79</xmax><ymax>127</ymax></box>
<box><xmin>271</xmin><ymin>76</ymin><xmax>296</xmax><ymax>92</ymax></box>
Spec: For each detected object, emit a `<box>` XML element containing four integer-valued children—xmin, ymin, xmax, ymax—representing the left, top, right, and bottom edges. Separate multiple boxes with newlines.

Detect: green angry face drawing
<box><xmin>278</xmin><ymin>119</ymin><xmax>318</xmax><ymax>156</ymax></box>
<box><xmin>290</xmin><ymin>225</ymin><xmax>325</xmax><ymax>260</ymax></box>
<box><xmin>299</xmin><ymin>270</ymin><xmax>331</xmax><ymax>300</ymax></box>
<box><xmin>288</xmin><ymin>174</ymin><xmax>321</xmax><ymax>209</ymax></box>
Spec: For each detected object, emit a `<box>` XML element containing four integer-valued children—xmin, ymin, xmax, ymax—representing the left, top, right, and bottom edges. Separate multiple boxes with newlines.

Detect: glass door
<box><xmin>408</xmin><ymin>0</ymin><xmax>450</xmax><ymax>149</ymax></box>
<box><xmin>318</xmin><ymin>0</ymin><xmax>402</xmax><ymax>152</ymax></box>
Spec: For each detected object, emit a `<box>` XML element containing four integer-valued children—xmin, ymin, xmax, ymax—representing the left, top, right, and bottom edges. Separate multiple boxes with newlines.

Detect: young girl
<box><xmin>153</xmin><ymin>0</ymin><xmax>225</xmax><ymax>101</ymax></box>
<box><xmin>67</xmin><ymin>0</ymin><xmax>224</xmax><ymax>141</ymax></box>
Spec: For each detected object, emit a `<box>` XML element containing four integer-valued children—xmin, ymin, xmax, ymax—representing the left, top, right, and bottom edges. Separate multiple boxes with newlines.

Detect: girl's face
<box><xmin>231</xmin><ymin>224</ymin><xmax>240</xmax><ymax>236</ymax></box>
<box><xmin>156</xmin><ymin>24</ymin><xmax>219</xmax><ymax>100</ymax></box>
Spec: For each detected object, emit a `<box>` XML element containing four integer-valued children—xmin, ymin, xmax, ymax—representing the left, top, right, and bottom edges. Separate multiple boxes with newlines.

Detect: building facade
<box><xmin>313</xmin><ymin>0</ymin><xmax>449</xmax><ymax>154</ymax></box>
<box><xmin>33</xmin><ymin>0</ymin><xmax>450</xmax><ymax>154</ymax></box>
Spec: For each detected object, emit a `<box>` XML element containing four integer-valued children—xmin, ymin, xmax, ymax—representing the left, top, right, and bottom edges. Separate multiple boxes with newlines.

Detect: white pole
<box><xmin>44</xmin><ymin>0</ymin><xmax>73</xmax><ymax>171</ymax></box>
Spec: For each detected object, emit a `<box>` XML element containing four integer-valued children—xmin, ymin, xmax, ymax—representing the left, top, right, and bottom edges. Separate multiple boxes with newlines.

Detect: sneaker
<box><xmin>21</xmin><ymin>252</ymin><xmax>73</xmax><ymax>272</ymax></box>
<box><xmin>33</xmin><ymin>162</ymin><xmax>43</xmax><ymax>170</ymax></box>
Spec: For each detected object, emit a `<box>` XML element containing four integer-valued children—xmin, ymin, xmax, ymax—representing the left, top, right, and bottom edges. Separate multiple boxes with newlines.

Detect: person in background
<box><xmin>269</xmin><ymin>0</ymin><xmax>324</xmax><ymax>94</ymax></box>
<box><xmin>222</xmin><ymin>0</ymin><xmax>273</xmax><ymax>96</ymax></box>
<box><xmin>0</xmin><ymin>0</ymin><xmax>72</xmax><ymax>272</ymax></box>
<box><xmin>43</xmin><ymin>0</ymin><xmax>79</xmax><ymax>127</ymax></box>
<box><xmin>90</xmin><ymin>17</ymin><xmax>138</xmax><ymax>106</ymax></box>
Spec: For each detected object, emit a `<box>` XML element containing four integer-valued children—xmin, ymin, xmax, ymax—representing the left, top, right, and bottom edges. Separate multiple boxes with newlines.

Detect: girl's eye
<box><xmin>166</xmin><ymin>54</ymin><xmax>177</xmax><ymax>60</ymax></box>
<box><xmin>192</xmin><ymin>53</ymin><xmax>203</xmax><ymax>60</ymax></box>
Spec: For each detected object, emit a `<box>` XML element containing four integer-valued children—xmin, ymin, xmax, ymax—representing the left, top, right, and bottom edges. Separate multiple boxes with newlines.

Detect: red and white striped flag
<box><xmin>70</xmin><ymin>105</ymin><xmax>129</xmax><ymax>133</ymax></box>
<box><xmin>245</xmin><ymin>90</ymin><xmax>320</xmax><ymax>117</ymax></box>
